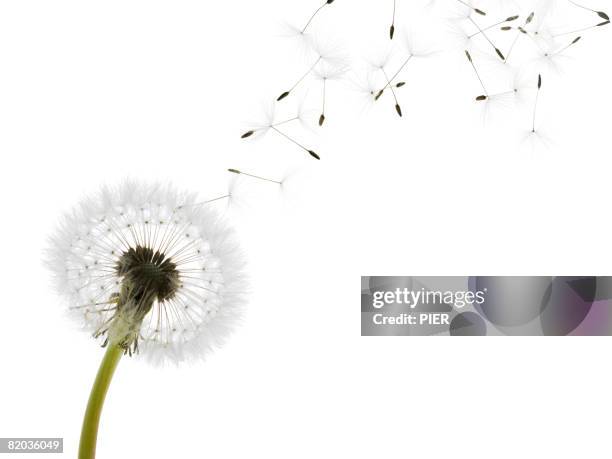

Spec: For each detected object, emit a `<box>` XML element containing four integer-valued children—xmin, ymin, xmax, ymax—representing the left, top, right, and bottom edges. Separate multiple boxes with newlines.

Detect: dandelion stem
<box><xmin>79</xmin><ymin>343</ymin><xmax>123</xmax><ymax>459</ymax></box>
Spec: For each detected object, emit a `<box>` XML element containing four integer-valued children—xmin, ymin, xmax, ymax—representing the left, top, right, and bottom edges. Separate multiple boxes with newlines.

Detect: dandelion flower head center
<box><xmin>116</xmin><ymin>246</ymin><xmax>180</xmax><ymax>304</ymax></box>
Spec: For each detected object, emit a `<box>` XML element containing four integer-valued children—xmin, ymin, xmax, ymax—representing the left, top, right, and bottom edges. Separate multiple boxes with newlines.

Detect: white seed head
<box><xmin>47</xmin><ymin>181</ymin><xmax>247</xmax><ymax>365</ymax></box>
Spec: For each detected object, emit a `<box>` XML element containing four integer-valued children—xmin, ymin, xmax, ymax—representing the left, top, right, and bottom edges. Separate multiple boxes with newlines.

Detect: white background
<box><xmin>1</xmin><ymin>0</ymin><xmax>611</xmax><ymax>458</ymax></box>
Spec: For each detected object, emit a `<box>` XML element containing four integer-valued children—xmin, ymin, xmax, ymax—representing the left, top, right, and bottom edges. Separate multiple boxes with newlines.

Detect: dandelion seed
<box><xmin>241</xmin><ymin>101</ymin><xmax>309</xmax><ymax>140</ymax></box>
<box><xmin>375</xmin><ymin>55</ymin><xmax>412</xmax><ymax>100</ymax></box>
<box><xmin>269</xmin><ymin>124</ymin><xmax>320</xmax><ymax>160</ymax></box>
<box><xmin>532</xmin><ymin>74</ymin><xmax>542</xmax><ymax>133</ymax></box>
<box><xmin>390</xmin><ymin>0</ymin><xmax>397</xmax><ymax>40</ymax></box>
<box><xmin>277</xmin><ymin>56</ymin><xmax>322</xmax><ymax>102</ymax></box>
<box><xmin>227</xmin><ymin>168</ymin><xmax>283</xmax><ymax>185</ymax></box>
<box><xmin>549</xmin><ymin>35</ymin><xmax>582</xmax><ymax>57</ymax></box>
<box><xmin>373</xmin><ymin>34</ymin><xmax>433</xmax><ymax>102</ymax></box>
<box><xmin>567</xmin><ymin>0</ymin><xmax>609</xmax><ymax>21</ymax></box>
<box><xmin>313</xmin><ymin>61</ymin><xmax>348</xmax><ymax>127</ymax></box>
<box><xmin>302</xmin><ymin>0</ymin><xmax>336</xmax><ymax>34</ymax></box>
<box><xmin>552</xmin><ymin>20</ymin><xmax>609</xmax><ymax>37</ymax></box>
<box><xmin>47</xmin><ymin>181</ymin><xmax>248</xmax><ymax>458</ymax></box>
<box><xmin>320</xmin><ymin>80</ymin><xmax>327</xmax><ymax>126</ymax></box>
<box><xmin>241</xmin><ymin>114</ymin><xmax>319</xmax><ymax>159</ymax></box>
<box><xmin>456</xmin><ymin>0</ymin><xmax>486</xmax><ymax>16</ymax></box>
<box><xmin>465</xmin><ymin>50</ymin><xmax>488</xmax><ymax>97</ymax></box>
<box><xmin>276</xmin><ymin>40</ymin><xmax>346</xmax><ymax>103</ymax></box>
<box><xmin>377</xmin><ymin>65</ymin><xmax>402</xmax><ymax>117</ymax></box>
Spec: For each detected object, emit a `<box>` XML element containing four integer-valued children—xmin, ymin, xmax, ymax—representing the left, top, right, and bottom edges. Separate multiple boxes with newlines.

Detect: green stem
<box><xmin>79</xmin><ymin>344</ymin><xmax>123</xmax><ymax>459</ymax></box>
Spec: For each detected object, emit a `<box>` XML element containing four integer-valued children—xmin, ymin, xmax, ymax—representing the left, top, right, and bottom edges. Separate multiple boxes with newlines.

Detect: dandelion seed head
<box><xmin>47</xmin><ymin>181</ymin><xmax>247</xmax><ymax>365</ymax></box>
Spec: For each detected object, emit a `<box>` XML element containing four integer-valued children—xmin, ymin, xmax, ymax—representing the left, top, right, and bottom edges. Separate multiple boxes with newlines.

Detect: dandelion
<box><xmin>47</xmin><ymin>181</ymin><xmax>247</xmax><ymax>459</ymax></box>
<box><xmin>532</xmin><ymin>74</ymin><xmax>542</xmax><ymax>133</ymax></box>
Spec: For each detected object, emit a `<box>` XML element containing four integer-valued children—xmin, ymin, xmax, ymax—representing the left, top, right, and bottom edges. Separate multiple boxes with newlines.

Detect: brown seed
<box><xmin>308</xmin><ymin>150</ymin><xmax>321</xmax><ymax>160</ymax></box>
<box><xmin>241</xmin><ymin>130</ymin><xmax>255</xmax><ymax>139</ymax></box>
<box><xmin>319</xmin><ymin>114</ymin><xmax>326</xmax><ymax>126</ymax></box>
<box><xmin>475</xmin><ymin>95</ymin><xmax>487</xmax><ymax>101</ymax></box>
<box><xmin>277</xmin><ymin>91</ymin><xmax>290</xmax><ymax>102</ymax></box>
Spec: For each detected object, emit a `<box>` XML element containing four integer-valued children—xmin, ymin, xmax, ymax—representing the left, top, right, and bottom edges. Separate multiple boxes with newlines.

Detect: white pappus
<box><xmin>47</xmin><ymin>181</ymin><xmax>248</xmax><ymax>366</ymax></box>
